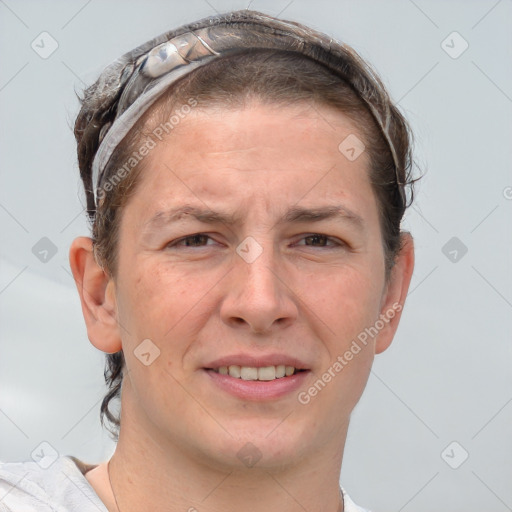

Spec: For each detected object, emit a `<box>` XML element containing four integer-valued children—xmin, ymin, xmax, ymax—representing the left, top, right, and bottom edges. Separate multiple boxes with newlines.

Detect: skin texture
<box><xmin>70</xmin><ymin>100</ymin><xmax>414</xmax><ymax>512</ymax></box>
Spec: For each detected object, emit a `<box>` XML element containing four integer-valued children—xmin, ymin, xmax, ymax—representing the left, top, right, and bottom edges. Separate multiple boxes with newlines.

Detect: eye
<box><xmin>166</xmin><ymin>233</ymin><xmax>345</xmax><ymax>250</ymax></box>
<box><xmin>167</xmin><ymin>233</ymin><xmax>217</xmax><ymax>248</ymax></box>
<box><xmin>295</xmin><ymin>234</ymin><xmax>344</xmax><ymax>248</ymax></box>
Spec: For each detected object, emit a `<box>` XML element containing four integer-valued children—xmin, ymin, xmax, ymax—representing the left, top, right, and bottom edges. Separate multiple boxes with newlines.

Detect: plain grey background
<box><xmin>0</xmin><ymin>0</ymin><xmax>511</xmax><ymax>511</ymax></box>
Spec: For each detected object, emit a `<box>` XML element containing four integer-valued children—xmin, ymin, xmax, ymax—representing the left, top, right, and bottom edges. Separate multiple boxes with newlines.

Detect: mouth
<box><xmin>207</xmin><ymin>365</ymin><xmax>308</xmax><ymax>381</ymax></box>
<box><xmin>203</xmin><ymin>364</ymin><xmax>311</xmax><ymax>401</ymax></box>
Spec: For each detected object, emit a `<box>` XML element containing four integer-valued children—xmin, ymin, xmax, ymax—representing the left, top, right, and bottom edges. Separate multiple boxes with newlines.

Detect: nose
<box><xmin>220</xmin><ymin>241</ymin><xmax>298</xmax><ymax>334</ymax></box>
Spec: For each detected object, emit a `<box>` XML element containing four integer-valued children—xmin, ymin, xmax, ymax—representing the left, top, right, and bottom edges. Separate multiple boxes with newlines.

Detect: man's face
<box><xmin>112</xmin><ymin>100</ymin><xmax>392</xmax><ymax>468</ymax></box>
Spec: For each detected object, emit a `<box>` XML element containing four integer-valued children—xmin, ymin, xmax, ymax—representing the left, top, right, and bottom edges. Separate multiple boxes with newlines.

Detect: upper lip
<box><xmin>204</xmin><ymin>353</ymin><xmax>310</xmax><ymax>370</ymax></box>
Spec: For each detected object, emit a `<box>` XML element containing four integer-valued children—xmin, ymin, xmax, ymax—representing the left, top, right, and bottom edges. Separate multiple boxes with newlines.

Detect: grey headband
<box><xmin>91</xmin><ymin>11</ymin><xmax>404</xmax><ymax>206</ymax></box>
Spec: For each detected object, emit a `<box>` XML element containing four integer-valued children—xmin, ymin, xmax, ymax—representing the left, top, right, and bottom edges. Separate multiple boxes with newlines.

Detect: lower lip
<box><xmin>204</xmin><ymin>369</ymin><xmax>310</xmax><ymax>400</ymax></box>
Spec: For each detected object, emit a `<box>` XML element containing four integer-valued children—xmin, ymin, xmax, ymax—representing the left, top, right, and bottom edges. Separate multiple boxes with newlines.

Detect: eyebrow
<box><xmin>143</xmin><ymin>204</ymin><xmax>364</xmax><ymax>232</ymax></box>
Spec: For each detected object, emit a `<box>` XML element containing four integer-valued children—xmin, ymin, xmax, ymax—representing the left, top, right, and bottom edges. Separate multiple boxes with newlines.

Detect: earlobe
<box><xmin>375</xmin><ymin>232</ymin><xmax>415</xmax><ymax>354</ymax></box>
<box><xmin>69</xmin><ymin>237</ymin><xmax>122</xmax><ymax>354</ymax></box>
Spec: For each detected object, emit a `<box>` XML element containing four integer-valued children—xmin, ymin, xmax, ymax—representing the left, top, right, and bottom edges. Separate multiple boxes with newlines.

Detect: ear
<box><xmin>69</xmin><ymin>237</ymin><xmax>122</xmax><ymax>354</ymax></box>
<box><xmin>375</xmin><ymin>232</ymin><xmax>415</xmax><ymax>354</ymax></box>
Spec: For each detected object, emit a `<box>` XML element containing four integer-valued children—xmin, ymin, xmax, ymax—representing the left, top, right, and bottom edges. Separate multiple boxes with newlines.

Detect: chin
<box><xmin>189</xmin><ymin>416</ymin><xmax>317</xmax><ymax>471</ymax></box>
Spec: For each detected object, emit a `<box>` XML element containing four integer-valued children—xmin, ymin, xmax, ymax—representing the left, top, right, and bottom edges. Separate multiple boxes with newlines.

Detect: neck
<box><xmin>107</xmin><ymin>398</ymin><xmax>347</xmax><ymax>512</ymax></box>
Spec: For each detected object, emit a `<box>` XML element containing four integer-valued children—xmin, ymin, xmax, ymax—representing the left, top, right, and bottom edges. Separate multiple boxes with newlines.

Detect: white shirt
<box><xmin>0</xmin><ymin>456</ymin><xmax>371</xmax><ymax>512</ymax></box>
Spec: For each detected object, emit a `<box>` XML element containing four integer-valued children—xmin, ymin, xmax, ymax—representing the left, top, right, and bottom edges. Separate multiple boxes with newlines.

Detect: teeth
<box><xmin>228</xmin><ymin>365</ymin><xmax>241</xmax><ymax>378</ymax></box>
<box><xmin>240</xmin><ymin>366</ymin><xmax>258</xmax><ymax>380</ymax></box>
<box><xmin>258</xmin><ymin>366</ymin><xmax>275</xmax><ymax>381</ymax></box>
<box><xmin>275</xmin><ymin>365</ymin><xmax>286</xmax><ymax>378</ymax></box>
<box><xmin>216</xmin><ymin>365</ymin><xmax>299</xmax><ymax>381</ymax></box>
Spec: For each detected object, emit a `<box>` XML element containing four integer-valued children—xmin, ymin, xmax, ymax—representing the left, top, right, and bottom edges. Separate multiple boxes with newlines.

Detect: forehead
<box><xmin>148</xmin><ymin>101</ymin><xmax>362</xmax><ymax>165</ymax></box>
<box><xmin>129</xmin><ymin>100</ymin><xmax>376</xmax><ymax>222</ymax></box>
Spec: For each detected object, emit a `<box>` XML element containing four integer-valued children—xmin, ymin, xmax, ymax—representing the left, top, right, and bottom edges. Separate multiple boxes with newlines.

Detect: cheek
<box><xmin>304</xmin><ymin>268</ymin><xmax>381</xmax><ymax>407</ymax></box>
<box><xmin>308</xmin><ymin>262</ymin><xmax>385</xmax><ymax>340</ymax></box>
<box><xmin>115</xmin><ymin>257</ymin><xmax>219</xmax><ymax>348</ymax></box>
<box><xmin>115</xmin><ymin>262</ymin><xmax>206</xmax><ymax>406</ymax></box>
